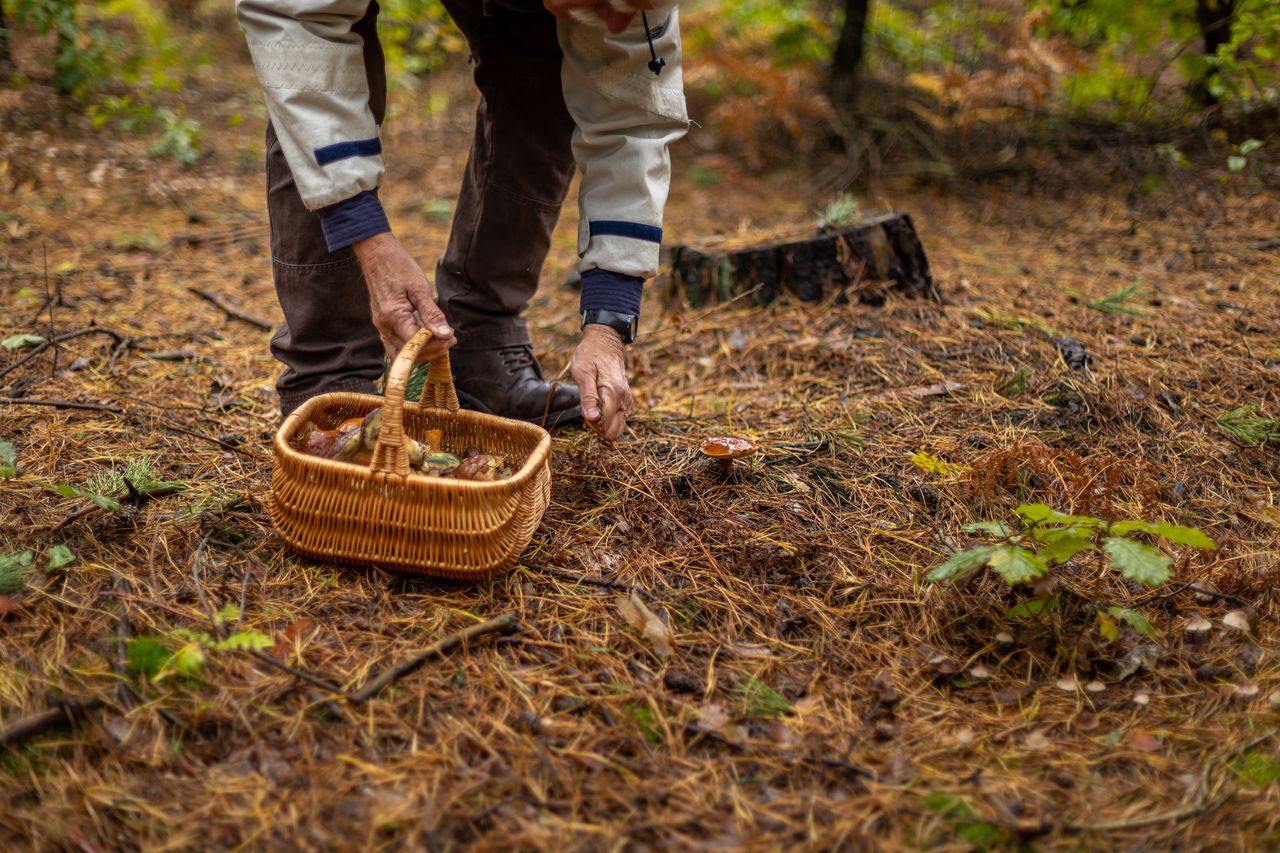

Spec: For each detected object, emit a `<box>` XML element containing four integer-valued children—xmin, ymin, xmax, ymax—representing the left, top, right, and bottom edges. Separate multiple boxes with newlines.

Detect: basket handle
<box><xmin>371</xmin><ymin>328</ymin><xmax>459</xmax><ymax>476</ymax></box>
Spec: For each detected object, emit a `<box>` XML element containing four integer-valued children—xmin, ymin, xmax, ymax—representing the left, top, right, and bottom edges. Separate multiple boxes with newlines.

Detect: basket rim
<box><xmin>274</xmin><ymin>390</ymin><xmax>552</xmax><ymax>492</ymax></box>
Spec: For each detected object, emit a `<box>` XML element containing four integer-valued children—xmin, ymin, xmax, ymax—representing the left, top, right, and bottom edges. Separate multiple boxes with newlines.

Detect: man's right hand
<box><xmin>353</xmin><ymin>232</ymin><xmax>456</xmax><ymax>362</ymax></box>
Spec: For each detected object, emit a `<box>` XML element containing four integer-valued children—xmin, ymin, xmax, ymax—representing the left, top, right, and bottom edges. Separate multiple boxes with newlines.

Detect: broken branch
<box><xmin>188</xmin><ymin>287</ymin><xmax>275</xmax><ymax>331</ymax></box>
<box><xmin>349</xmin><ymin>613</ymin><xmax>522</xmax><ymax>704</ymax></box>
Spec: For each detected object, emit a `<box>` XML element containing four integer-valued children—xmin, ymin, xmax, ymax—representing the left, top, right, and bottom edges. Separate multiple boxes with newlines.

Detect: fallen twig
<box><xmin>0</xmin><ymin>398</ymin><xmax>124</xmax><ymax>414</ymax></box>
<box><xmin>0</xmin><ymin>698</ymin><xmax>105</xmax><ymax>750</ymax></box>
<box><xmin>249</xmin><ymin>648</ymin><xmax>345</xmax><ymax>695</ymax></box>
<box><xmin>159</xmin><ymin>422</ymin><xmax>262</xmax><ymax>458</ymax></box>
<box><xmin>349</xmin><ymin>613</ymin><xmax>522</xmax><ymax>704</ymax></box>
<box><xmin>521</xmin><ymin>562</ymin><xmax>648</xmax><ymax>595</ymax></box>
<box><xmin>188</xmin><ymin>287</ymin><xmax>275</xmax><ymax>331</ymax></box>
<box><xmin>0</xmin><ymin>326</ymin><xmax>122</xmax><ymax>381</ymax></box>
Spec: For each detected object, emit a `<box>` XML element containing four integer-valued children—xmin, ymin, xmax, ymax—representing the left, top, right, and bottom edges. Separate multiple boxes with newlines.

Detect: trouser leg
<box><xmin>265</xmin><ymin>4</ymin><xmax>387</xmax><ymax>416</ymax></box>
<box><xmin>436</xmin><ymin>0</ymin><xmax>577</xmax><ymax>352</ymax></box>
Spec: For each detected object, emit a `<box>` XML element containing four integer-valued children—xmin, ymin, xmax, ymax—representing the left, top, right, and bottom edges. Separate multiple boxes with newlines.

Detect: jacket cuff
<box><xmin>580</xmin><ymin>268</ymin><xmax>644</xmax><ymax>316</ymax></box>
<box><xmin>317</xmin><ymin>190</ymin><xmax>391</xmax><ymax>253</ymax></box>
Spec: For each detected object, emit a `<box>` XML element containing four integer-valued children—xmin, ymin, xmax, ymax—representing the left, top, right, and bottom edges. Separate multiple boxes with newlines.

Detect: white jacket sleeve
<box><xmin>559</xmin><ymin>7</ymin><xmax>690</xmax><ymax>280</ymax></box>
<box><xmin>236</xmin><ymin>0</ymin><xmax>383</xmax><ymax>211</ymax></box>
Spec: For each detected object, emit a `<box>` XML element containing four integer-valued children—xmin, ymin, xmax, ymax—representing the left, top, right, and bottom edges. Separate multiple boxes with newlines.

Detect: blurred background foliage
<box><xmin>1</xmin><ymin>0</ymin><xmax>1275</xmax><ymax>174</ymax></box>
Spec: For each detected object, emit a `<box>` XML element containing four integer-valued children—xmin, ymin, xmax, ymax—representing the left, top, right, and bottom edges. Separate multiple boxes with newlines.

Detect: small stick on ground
<box><xmin>349</xmin><ymin>613</ymin><xmax>522</xmax><ymax>704</ymax></box>
<box><xmin>521</xmin><ymin>562</ymin><xmax>649</xmax><ymax>596</ymax></box>
<box><xmin>0</xmin><ymin>698</ymin><xmax>105</xmax><ymax>750</ymax></box>
<box><xmin>248</xmin><ymin>648</ymin><xmax>345</xmax><ymax>696</ymax></box>
<box><xmin>0</xmin><ymin>326</ymin><xmax>122</xmax><ymax>381</ymax></box>
<box><xmin>0</xmin><ymin>398</ymin><xmax>124</xmax><ymax>414</ymax></box>
<box><xmin>188</xmin><ymin>287</ymin><xmax>275</xmax><ymax>331</ymax></box>
<box><xmin>159</xmin><ymin>422</ymin><xmax>262</xmax><ymax>458</ymax></box>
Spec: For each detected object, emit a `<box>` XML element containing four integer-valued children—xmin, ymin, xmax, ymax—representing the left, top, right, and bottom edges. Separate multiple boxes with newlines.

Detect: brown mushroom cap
<box><xmin>699</xmin><ymin>435</ymin><xmax>759</xmax><ymax>460</ymax></box>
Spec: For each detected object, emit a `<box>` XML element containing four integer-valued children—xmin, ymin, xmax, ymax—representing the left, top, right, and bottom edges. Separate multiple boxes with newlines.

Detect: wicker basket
<box><xmin>270</xmin><ymin>328</ymin><xmax>552</xmax><ymax>580</ymax></box>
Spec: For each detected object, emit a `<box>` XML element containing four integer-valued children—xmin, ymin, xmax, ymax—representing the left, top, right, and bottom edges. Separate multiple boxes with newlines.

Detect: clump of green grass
<box><xmin>1070</xmin><ymin>281</ymin><xmax>1148</xmax><ymax>316</ymax></box>
<box><xmin>1217</xmin><ymin>405</ymin><xmax>1280</xmax><ymax>447</ymax></box>
<box><xmin>735</xmin><ymin>675</ymin><xmax>790</xmax><ymax>718</ymax></box>
<box><xmin>817</xmin><ymin>193</ymin><xmax>860</xmax><ymax>231</ymax></box>
<box><xmin>82</xmin><ymin>456</ymin><xmax>182</xmax><ymax>497</ymax></box>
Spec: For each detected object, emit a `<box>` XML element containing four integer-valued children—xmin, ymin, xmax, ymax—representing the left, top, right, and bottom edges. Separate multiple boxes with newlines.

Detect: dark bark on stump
<box><xmin>666</xmin><ymin>211</ymin><xmax>937</xmax><ymax>309</ymax></box>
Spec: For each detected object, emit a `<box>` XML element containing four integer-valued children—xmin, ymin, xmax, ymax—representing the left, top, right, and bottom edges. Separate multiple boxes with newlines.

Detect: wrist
<box><xmin>353</xmin><ymin>231</ymin><xmax>396</xmax><ymax>258</ymax></box>
<box><xmin>581</xmin><ymin>322</ymin><xmax>625</xmax><ymax>346</ymax></box>
<box><xmin>581</xmin><ymin>308</ymin><xmax>638</xmax><ymax>345</ymax></box>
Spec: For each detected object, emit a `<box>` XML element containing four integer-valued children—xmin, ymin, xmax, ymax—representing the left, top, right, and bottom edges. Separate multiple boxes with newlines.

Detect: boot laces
<box><xmin>498</xmin><ymin>345</ymin><xmax>536</xmax><ymax>373</ymax></box>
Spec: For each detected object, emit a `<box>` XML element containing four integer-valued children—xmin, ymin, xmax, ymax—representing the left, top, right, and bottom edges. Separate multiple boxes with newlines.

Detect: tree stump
<box><xmin>666</xmin><ymin>211</ymin><xmax>937</xmax><ymax>308</ymax></box>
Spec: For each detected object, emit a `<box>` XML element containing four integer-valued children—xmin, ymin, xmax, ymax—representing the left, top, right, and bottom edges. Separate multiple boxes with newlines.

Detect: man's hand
<box><xmin>572</xmin><ymin>324</ymin><xmax>633</xmax><ymax>441</ymax></box>
<box><xmin>543</xmin><ymin>0</ymin><xmax>652</xmax><ymax>33</ymax></box>
<box><xmin>353</xmin><ymin>233</ymin><xmax>455</xmax><ymax>362</ymax></box>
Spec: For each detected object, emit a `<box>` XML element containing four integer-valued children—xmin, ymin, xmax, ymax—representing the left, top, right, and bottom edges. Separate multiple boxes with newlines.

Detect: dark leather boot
<box><xmin>445</xmin><ymin>345</ymin><xmax>581</xmax><ymax>428</ymax></box>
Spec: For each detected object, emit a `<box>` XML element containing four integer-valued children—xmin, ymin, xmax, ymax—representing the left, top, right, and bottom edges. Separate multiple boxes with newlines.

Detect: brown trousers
<box><xmin>266</xmin><ymin>0</ymin><xmax>577</xmax><ymax>415</ymax></box>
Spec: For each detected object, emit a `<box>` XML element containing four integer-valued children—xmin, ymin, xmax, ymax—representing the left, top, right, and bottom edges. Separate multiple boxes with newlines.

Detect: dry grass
<box><xmin>3</xmin><ymin>41</ymin><xmax>1280</xmax><ymax>851</ymax></box>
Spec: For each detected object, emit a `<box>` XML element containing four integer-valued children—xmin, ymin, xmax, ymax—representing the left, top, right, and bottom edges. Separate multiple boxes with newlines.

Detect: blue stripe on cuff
<box><xmin>317</xmin><ymin>190</ymin><xmax>391</xmax><ymax>253</ymax></box>
<box><xmin>314</xmin><ymin>137</ymin><xmax>382</xmax><ymax>166</ymax></box>
<box><xmin>589</xmin><ymin>220</ymin><xmax>663</xmax><ymax>244</ymax></box>
<box><xmin>580</xmin><ymin>268</ymin><xmax>644</xmax><ymax>316</ymax></box>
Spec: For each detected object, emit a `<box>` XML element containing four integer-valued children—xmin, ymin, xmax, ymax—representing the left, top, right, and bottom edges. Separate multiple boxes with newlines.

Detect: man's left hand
<box><xmin>572</xmin><ymin>324</ymin><xmax>633</xmax><ymax>441</ymax></box>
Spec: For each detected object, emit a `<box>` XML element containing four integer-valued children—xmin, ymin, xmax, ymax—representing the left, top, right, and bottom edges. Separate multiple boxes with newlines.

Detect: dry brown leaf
<box><xmin>694</xmin><ymin>702</ymin><xmax>747</xmax><ymax>745</ymax></box>
<box><xmin>616</xmin><ymin>592</ymin><xmax>672</xmax><ymax>660</ymax></box>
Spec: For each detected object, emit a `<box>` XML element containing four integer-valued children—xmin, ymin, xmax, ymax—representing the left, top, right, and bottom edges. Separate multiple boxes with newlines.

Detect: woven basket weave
<box><xmin>270</xmin><ymin>328</ymin><xmax>552</xmax><ymax>580</ymax></box>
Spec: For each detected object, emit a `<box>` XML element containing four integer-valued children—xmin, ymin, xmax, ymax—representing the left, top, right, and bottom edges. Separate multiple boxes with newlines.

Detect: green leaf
<box><xmin>1</xmin><ymin>333</ymin><xmax>46</xmax><ymax>351</ymax></box>
<box><xmin>1227</xmin><ymin>155</ymin><xmax>1247</xmax><ymax>172</ymax></box>
<box><xmin>1096</xmin><ymin>610</ymin><xmax>1119</xmax><ymax>642</ymax></box>
<box><xmin>1015</xmin><ymin>504</ymin><xmax>1102</xmax><ymax>527</ymax></box>
<box><xmin>1005</xmin><ymin>595</ymin><xmax>1060</xmax><ymax>620</ymax></box>
<box><xmin>1107</xmin><ymin>607</ymin><xmax>1158</xmax><ymax>640</ymax></box>
<box><xmin>168</xmin><ymin>643</ymin><xmax>206</xmax><ymax>678</ymax></box>
<box><xmin>48</xmin><ymin>483</ymin><xmax>80</xmax><ymax>498</ymax></box>
<box><xmin>1013</xmin><ymin>503</ymin><xmax>1055</xmax><ymax>523</ymax></box>
<box><xmin>126</xmin><ymin>636</ymin><xmax>170</xmax><ymax>679</ymax></box>
<box><xmin>988</xmin><ymin>546</ymin><xmax>1049</xmax><ymax>586</ymax></box>
<box><xmin>962</xmin><ymin>521</ymin><xmax>1012</xmax><ymax>538</ymax></box>
<box><xmin>45</xmin><ymin>544</ymin><xmax>75</xmax><ymax>571</ymax></box>
<box><xmin>1037</xmin><ymin>535</ymin><xmax>1092</xmax><ymax>565</ymax></box>
<box><xmin>0</xmin><ymin>442</ymin><xmax>16</xmax><ymax>478</ymax></box>
<box><xmin>213</xmin><ymin>631</ymin><xmax>274</xmax><ymax>652</ymax></box>
<box><xmin>0</xmin><ymin>550</ymin><xmax>34</xmax><ymax>593</ymax></box>
<box><xmin>215</xmin><ymin>602</ymin><xmax>240</xmax><ymax>626</ymax></box>
<box><xmin>1109</xmin><ymin>520</ymin><xmax>1155</xmax><ymax>536</ymax></box>
<box><xmin>1103</xmin><ymin>537</ymin><xmax>1172</xmax><ymax>587</ymax></box>
<box><xmin>1150</xmin><ymin>524</ymin><xmax>1215</xmax><ymax>550</ymax></box>
<box><xmin>1033</xmin><ymin>524</ymin><xmax>1093</xmax><ymax>544</ymax></box>
<box><xmin>1238</xmin><ymin>139</ymin><xmax>1263</xmax><ymax>155</ymax></box>
<box><xmin>88</xmin><ymin>493</ymin><xmax>125</xmax><ymax>513</ymax></box>
<box><xmin>926</xmin><ymin>545</ymin><xmax>999</xmax><ymax>584</ymax></box>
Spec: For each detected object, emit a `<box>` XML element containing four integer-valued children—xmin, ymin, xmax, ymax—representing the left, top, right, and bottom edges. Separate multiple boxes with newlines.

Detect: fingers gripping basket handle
<box><xmin>370</xmin><ymin>329</ymin><xmax>460</xmax><ymax>476</ymax></box>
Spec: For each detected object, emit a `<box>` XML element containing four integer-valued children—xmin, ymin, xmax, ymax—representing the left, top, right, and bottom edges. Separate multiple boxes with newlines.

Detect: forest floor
<box><xmin>3</xmin><ymin>28</ymin><xmax>1280</xmax><ymax>852</ymax></box>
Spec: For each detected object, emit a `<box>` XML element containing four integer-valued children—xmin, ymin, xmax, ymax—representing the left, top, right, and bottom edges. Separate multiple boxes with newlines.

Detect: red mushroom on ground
<box><xmin>699</xmin><ymin>435</ymin><xmax>760</xmax><ymax>473</ymax></box>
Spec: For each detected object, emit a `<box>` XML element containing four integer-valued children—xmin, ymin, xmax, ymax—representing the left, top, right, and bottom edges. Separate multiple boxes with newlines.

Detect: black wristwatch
<box><xmin>581</xmin><ymin>309</ymin><xmax>639</xmax><ymax>345</ymax></box>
